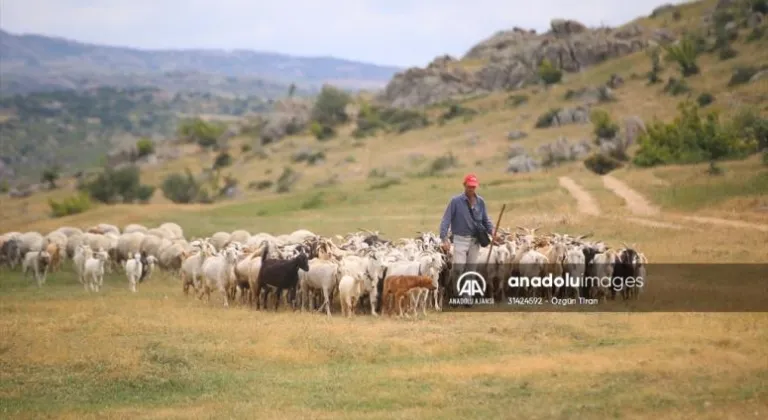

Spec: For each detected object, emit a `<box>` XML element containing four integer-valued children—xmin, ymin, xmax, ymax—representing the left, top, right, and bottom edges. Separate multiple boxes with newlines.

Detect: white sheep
<box><xmin>22</xmin><ymin>250</ymin><xmax>52</xmax><ymax>287</ymax></box>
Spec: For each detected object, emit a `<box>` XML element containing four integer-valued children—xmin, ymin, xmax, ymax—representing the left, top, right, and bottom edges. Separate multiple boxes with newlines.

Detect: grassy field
<box><xmin>2</xmin><ymin>0</ymin><xmax>768</xmax><ymax>417</ymax></box>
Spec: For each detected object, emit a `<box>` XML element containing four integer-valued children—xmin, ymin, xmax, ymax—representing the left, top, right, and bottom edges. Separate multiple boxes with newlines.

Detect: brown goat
<box><xmin>45</xmin><ymin>242</ymin><xmax>62</xmax><ymax>272</ymax></box>
<box><xmin>382</xmin><ymin>275</ymin><xmax>437</xmax><ymax>317</ymax></box>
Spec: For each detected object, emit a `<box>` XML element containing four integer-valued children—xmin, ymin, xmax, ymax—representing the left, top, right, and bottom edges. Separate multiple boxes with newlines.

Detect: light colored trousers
<box><xmin>452</xmin><ymin>234</ymin><xmax>480</xmax><ymax>280</ymax></box>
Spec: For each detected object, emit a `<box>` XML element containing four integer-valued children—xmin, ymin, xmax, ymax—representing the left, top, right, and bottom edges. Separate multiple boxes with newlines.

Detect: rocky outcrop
<box><xmin>378</xmin><ymin>19</ymin><xmax>670</xmax><ymax>109</ymax></box>
<box><xmin>259</xmin><ymin>98</ymin><xmax>312</xmax><ymax>145</ymax></box>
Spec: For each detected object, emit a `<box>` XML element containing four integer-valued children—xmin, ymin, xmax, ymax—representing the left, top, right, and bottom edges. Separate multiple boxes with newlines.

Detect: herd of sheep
<box><xmin>0</xmin><ymin>222</ymin><xmax>648</xmax><ymax>317</ymax></box>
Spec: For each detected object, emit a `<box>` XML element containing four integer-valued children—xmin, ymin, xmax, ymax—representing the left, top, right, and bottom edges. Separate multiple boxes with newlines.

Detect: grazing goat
<box><xmin>1</xmin><ymin>238</ymin><xmax>21</xmax><ymax>269</ymax></box>
<box><xmin>255</xmin><ymin>242</ymin><xmax>310</xmax><ymax>311</ymax></box>
<box><xmin>22</xmin><ymin>250</ymin><xmax>52</xmax><ymax>287</ymax></box>
<box><xmin>73</xmin><ymin>244</ymin><xmax>93</xmax><ymax>285</ymax></box>
<box><xmin>382</xmin><ymin>275</ymin><xmax>437</xmax><ymax>317</ymax></box>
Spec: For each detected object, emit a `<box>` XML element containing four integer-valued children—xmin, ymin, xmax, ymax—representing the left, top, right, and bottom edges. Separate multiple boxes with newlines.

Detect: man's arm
<box><xmin>439</xmin><ymin>198</ymin><xmax>454</xmax><ymax>241</ymax></box>
<box><xmin>481</xmin><ymin>199</ymin><xmax>494</xmax><ymax>235</ymax></box>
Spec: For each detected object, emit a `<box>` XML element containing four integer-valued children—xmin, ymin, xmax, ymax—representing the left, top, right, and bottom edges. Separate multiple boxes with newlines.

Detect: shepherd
<box><xmin>439</xmin><ymin>174</ymin><xmax>499</xmax><ymax>301</ymax></box>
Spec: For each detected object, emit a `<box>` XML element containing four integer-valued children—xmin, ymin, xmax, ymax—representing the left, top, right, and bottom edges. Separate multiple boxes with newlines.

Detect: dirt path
<box><xmin>602</xmin><ymin>175</ymin><xmax>660</xmax><ymax>216</ymax></box>
<box><xmin>680</xmin><ymin>216</ymin><xmax>768</xmax><ymax>233</ymax></box>
<box><xmin>558</xmin><ymin>177</ymin><xmax>600</xmax><ymax>216</ymax></box>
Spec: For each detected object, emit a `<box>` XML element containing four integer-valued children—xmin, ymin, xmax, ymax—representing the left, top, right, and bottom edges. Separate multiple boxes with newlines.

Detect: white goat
<box><xmin>83</xmin><ymin>249</ymin><xmax>109</xmax><ymax>292</ymax></box>
<box><xmin>299</xmin><ymin>258</ymin><xmax>342</xmax><ymax>316</ymax></box>
<box><xmin>199</xmin><ymin>247</ymin><xmax>239</xmax><ymax>307</ymax></box>
<box><xmin>338</xmin><ymin>274</ymin><xmax>363</xmax><ymax>318</ymax></box>
<box><xmin>124</xmin><ymin>253</ymin><xmax>143</xmax><ymax>292</ymax></box>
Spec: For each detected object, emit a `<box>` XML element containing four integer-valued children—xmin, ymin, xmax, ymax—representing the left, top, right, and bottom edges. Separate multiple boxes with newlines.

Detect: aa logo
<box><xmin>456</xmin><ymin>271</ymin><xmax>487</xmax><ymax>297</ymax></box>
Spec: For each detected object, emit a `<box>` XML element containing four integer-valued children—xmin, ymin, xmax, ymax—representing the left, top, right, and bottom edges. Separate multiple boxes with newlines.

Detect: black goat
<box><xmin>580</xmin><ymin>245</ymin><xmax>600</xmax><ymax>299</ymax></box>
<box><xmin>255</xmin><ymin>242</ymin><xmax>310</xmax><ymax>311</ymax></box>
<box><xmin>612</xmin><ymin>247</ymin><xmax>642</xmax><ymax>300</ymax></box>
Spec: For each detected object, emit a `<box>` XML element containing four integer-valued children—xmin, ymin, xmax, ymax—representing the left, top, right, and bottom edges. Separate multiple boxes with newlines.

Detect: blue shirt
<box><xmin>439</xmin><ymin>193</ymin><xmax>494</xmax><ymax>241</ymax></box>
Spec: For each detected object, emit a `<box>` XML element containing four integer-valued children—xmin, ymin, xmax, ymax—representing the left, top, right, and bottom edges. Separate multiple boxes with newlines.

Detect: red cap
<box><xmin>463</xmin><ymin>173</ymin><xmax>478</xmax><ymax>187</ymax></box>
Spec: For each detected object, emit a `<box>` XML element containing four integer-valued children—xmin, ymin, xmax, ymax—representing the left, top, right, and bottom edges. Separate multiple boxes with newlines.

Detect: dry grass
<box><xmin>2</xmin><ymin>0</ymin><xmax>768</xmax><ymax>416</ymax></box>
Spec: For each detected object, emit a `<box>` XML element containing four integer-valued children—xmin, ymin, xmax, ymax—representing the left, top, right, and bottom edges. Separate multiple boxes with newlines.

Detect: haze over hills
<box><xmin>0</xmin><ymin>29</ymin><xmax>405</xmax><ymax>97</ymax></box>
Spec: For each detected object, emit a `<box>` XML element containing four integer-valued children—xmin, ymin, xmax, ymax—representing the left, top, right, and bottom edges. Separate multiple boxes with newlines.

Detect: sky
<box><xmin>0</xmin><ymin>0</ymin><xmax>689</xmax><ymax>68</ymax></box>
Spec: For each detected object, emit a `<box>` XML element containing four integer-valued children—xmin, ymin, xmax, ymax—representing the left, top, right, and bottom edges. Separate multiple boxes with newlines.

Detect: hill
<box><xmin>0</xmin><ymin>29</ymin><xmax>404</xmax><ymax>96</ymax></box>
<box><xmin>0</xmin><ymin>86</ymin><xmax>274</xmax><ymax>179</ymax></box>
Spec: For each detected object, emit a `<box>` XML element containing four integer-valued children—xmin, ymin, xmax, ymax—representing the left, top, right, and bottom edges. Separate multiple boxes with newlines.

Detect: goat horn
<box><xmin>621</xmin><ymin>241</ymin><xmax>631</xmax><ymax>249</ymax></box>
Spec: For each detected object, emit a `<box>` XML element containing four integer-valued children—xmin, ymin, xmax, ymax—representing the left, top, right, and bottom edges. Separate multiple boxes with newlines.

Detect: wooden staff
<box><xmin>485</xmin><ymin>203</ymin><xmax>507</xmax><ymax>268</ymax></box>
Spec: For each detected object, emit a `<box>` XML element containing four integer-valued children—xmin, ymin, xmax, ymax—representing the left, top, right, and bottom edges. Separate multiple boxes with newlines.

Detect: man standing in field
<box><xmin>439</xmin><ymin>174</ymin><xmax>497</xmax><ymax>301</ymax></box>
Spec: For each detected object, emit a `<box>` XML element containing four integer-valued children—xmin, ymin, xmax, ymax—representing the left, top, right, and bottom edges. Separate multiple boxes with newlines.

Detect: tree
<box><xmin>41</xmin><ymin>166</ymin><xmax>60</xmax><ymax>189</ymax></box>
<box><xmin>136</xmin><ymin>138</ymin><xmax>155</xmax><ymax>158</ymax></box>
<box><xmin>663</xmin><ymin>35</ymin><xmax>700</xmax><ymax>77</ymax></box>
<box><xmin>288</xmin><ymin>83</ymin><xmax>297</xmax><ymax>98</ymax></box>
<box><xmin>311</xmin><ymin>85</ymin><xmax>352</xmax><ymax>126</ymax></box>
<box><xmin>537</xmin><ymin>59</ymin><xmax>563</xmax><ymax>85</ymax></box>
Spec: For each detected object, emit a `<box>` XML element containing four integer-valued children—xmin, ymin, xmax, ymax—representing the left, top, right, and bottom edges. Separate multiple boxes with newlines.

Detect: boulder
<box><xmin>507</xmin><ymin>154</ymin><xmax>540</xmax><ymax>173</ymax></box>
<box><xmin>508</xmin><ymin>145</ymin><xmax>527</xmax><ymax>158</ymax></box>
<box><xmin>507</xmin><ymin>130</ymin><xmax>528</xmax><ymax>141</ymax></box>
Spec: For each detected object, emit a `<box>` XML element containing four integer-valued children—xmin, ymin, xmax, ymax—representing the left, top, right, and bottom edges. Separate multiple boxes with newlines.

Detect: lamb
<box><xmin>338</xmin><ymin>274</ymin><xmax>363</xmax><ymax>318</ymax></box>
<box><xmin>255</xmin><ymin>242</ymin><xmax>310</xmax><ymax>311</ymax></box>
<box><xmin>83</xmin><ymin>249</ymin><xmax>109</xmax><ymax>292</ymax></box>
<box><xmin>22</xmin><ymin>250</ymin><xmax>52</xmax><ymax>287</ymax></box>
<box><xmin>124</xmin><ymin>253</ymin><xmax>143</xmax><ymax>292</ymax></box>
<box><xmin>381</xmin><ymin>275</ymin><xmax>437</xmax><ymax>317</ymax></box>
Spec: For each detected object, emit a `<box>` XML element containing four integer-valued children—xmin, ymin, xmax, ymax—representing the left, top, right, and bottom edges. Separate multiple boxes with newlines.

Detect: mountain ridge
<box><xmin>0</xmin><ymin>28</ymin><xmax>404</xmax><ymax>96</ymax></box>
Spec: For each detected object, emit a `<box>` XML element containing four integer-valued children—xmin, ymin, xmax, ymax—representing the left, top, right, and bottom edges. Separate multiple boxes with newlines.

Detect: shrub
<box><xmin>241</xmin><ymin>144</ymin><xmax>252</xmax><ymax>153</ymax></box>
<box><xmin>633</xmin><ymin>101</ymin><xmax>758</xmax><ymax>169</ymax></box>
<box><xmin>423</xmin><ymin>153</ymin><xmax>458</xmax><ymax>176</ymax></box>
<box><xmin>49</xmin><ymin>193</ymin><xmax>92</xmax><ymax>218</ymax></box>
<box><xmin>537</xmin><ymin>59</ymin><xmax>562</xmax><ymax>85</ymax></box>
<box><xmin>584</xmin><ymin>153</ymin><xmax>623</xmax><ymax>175</ymax></box>
<box><xmin>0</xmin><ymin>180</ymin><xmax>8</xmax><ymax>193</ymax></box>
<box><xmin>646</xmin><ymin>47</ymin><xmax>663</xmax><ymax>85</ymax></box>
<box><xmin>763</xmin><ymin>149</ymin><xmax>768</xmax><ymax>166</ymax></box>
<box><xmin>439</xmin><ymin>103</ymin><xmax>479</xmax><ymax>124</ymax></box>
<box><xmin>730</xmin><ymin>107</ymin><xmax>768</xmax><ymax>151</ymax></box>
<box><xmin>663</xmin><ymin>35</ymin><xmax>700</xmax><ymax>77</ymax></box>
<box><xmin>161</xmin><ymin>170</ymin><xmax>202</xmax><ymax>204</ymax></box>
<box><xmin>83</xmin><ymin>165</ymin><xmax>153</xmax><ymax>204</ymax></box>
<box><xmin>368</xmin><ymin>178</ymin><xmax>401</xmax><ymax>190</ymax></box>
<box><xmin>696</xmin><ymin>92</ymin><xmax>715</xmax><ymax>107</ymax></box>
<box><xmin>311</xmin><ymin>85</ymin><xmax>352</xmax><ymax>126</ymax></box>
<box><xmin>136</xmin><ymin>138</ymin><xmax>155</xmax><ymax>158</ymax></box>
<box><xmin>590</xmin><ymin>109</ymin><xmax>619</xmax><ymax>139</ymax></box>
<box><xmin>178</xmin><ymin>118</ymin><xmax>226</xmax><ymax>149</ymax></box>
<box><xmin>309</xmin><ymin>121</ymin><xmax>336</xmax><ymax>141</ymax></box>
<box><xmin>728</xmin><ymin>66</ymin><xmax>758</xmax><ymax>86</ymax></box>
<box><xmin>353</xmin><ymin>104</ymin><xmax>428</xmax><ymax>137</ymax></box>
<box><xmin>276</xmin><ymin>166</ymin><xmax>300</xmax><ymax>193</ymax></box>
<box><xmin>213</xmin><ymin>151</ymin><xmax>232</xmax><ymax>169</ymax></box>
<box><xmin>41</xmin><ymin>167</ymin><xmax>60</xmax><ymax>189</ymax></box>
<box><xmin>535</xmin><ymin>108</ymin><xmax>561</xmax><ymax>128</ymax></box>
<box><xmin>505</xmin><ymin>94</ymin><xmax>529</xmax><ymax>107</ymax></box>
<box><xmin>663</xmin><ymin>77</ymin><xmax>691</xmax><ymax>95</ymax></box>
<box><xmin>746</xmin><ymin>26</ymin><xmax>765</xmax><ymax>42</ymax></box>
<box><xmin>718</xmin><ymin>45</ymin><xmax>738</xmax><ymax>60</ymax></box>
<box><xmin>248</xmin><ymin>180</ymin><xmax>273</xmax><ymax>191</ymax></box>
<box><xmin>136</xmin><ymin>184</ymin><xmax>155</xmax><ymax>203</ymax></box>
